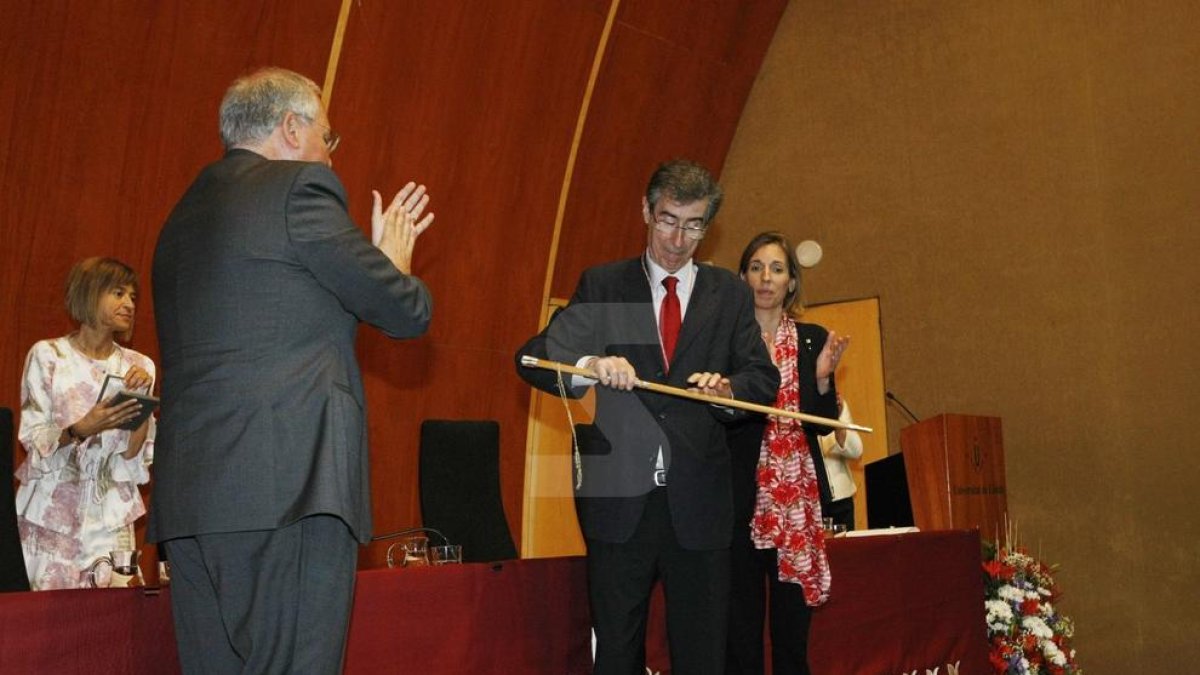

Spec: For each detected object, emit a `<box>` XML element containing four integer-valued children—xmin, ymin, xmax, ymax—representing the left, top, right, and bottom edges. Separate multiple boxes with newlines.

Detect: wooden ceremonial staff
<box><xmin>519</xmin><ymin>355</ymin><xmax>873</xmax><ymax>433</ymax></box>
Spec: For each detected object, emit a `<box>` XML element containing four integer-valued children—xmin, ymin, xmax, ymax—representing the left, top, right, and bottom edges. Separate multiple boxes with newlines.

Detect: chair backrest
<box><xmin>418</xmin><ymin>419</ymin><xmax>517</xmax><ymax>563</ymax></box>
<box><xmin>0</xmin><ymin>408</ymin><xmax>31</xmax><ymax>591</ymax></box>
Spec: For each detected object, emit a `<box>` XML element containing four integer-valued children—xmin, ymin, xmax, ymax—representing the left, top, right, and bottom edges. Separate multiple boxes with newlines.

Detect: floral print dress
<box><xmin>15</xmin><ymin>337</ymin><xmax>155</xmax><ymax>590</ymax></box>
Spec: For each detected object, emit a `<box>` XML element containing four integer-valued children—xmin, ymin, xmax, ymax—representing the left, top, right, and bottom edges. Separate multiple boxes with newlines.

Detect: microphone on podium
<box><xmin>885</xmin><ymin>391</ymin><xmax>921</xmax><ymax>425</ymax></box>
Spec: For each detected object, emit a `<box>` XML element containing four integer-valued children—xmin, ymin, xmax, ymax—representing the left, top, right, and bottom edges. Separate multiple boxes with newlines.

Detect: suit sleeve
<box><xmin>285</xmin><ymin>164</ymin><xmax>432</xmax><ymax>339</ymax></box>
<box><xmin>514</xmin><ymin>271</ymin><xmax>596</xmax><ymax>397</ymax></box>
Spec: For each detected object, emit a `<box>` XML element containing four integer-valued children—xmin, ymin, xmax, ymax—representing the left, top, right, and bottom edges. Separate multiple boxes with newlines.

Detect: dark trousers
<box><xmin>163</xmin><ymin>514</ymin><xmax>358</xmax><ymax>675</ymax></box>
<box><xmin>586</xmin><ymin>487</ymin><xmax>731</xmax><ymax>675</ymax></box>
<box><xmin>725</xmin><ymin>528</ymin><xmax>813</xmax><ymax>675</ymax></box>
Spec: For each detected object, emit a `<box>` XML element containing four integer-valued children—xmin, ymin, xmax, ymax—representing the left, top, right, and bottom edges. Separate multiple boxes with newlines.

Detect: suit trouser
<box><xmin>725</xmin><ymin>526</ymin><xmax>814</xmax><ymax>675</ymax></box>
<box><xmin>163</xmin><ymin>514</ymin><xmax>358</xmax><ymax>675</ymax></box>
<box><xmin>587</xmin><ymin>487</ymin><xmax>730</xmax><ymax>675</ymax></box>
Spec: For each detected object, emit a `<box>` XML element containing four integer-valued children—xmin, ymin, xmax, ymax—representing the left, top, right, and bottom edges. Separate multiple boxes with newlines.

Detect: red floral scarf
<box><xmin>750</xmin><ymin>318</ymin><xmax>831</xmax><ymax>605</ymax></box>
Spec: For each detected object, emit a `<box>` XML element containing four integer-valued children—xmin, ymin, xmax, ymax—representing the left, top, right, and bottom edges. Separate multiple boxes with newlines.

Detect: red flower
<box><xmin>982</xmin><ymin>559</ymin><xmax>1007</xmax><ymax>578</ymax></box>
<box><xmin>778</xmin><ymin>557</ymin><xmax>797</xmax><ymax>578</ymax></box>
<box><xmin>753</xmin><ymin>512</ymin><xmax>779</xmax><ymax>535</ymax></box>
<box><xmin>1021</xmin><ymin>598</ymin><xmax>1040</xmax><ymax>615</ymax></box>
<box><xmin>770</xmin><ymin>483</ymin><xmax>802</xmax><ymax>506</ymax></box>
<box><xmin>982</xmin><ymin>558</ymin><xmax>1016</xmax><ymax>581</ymax></box>
<box><xmin>785</xmin><ymin>530</ymin><xmax>810</xmax><ymax>550</ymax></box>
<box><xmin>987</xmin><ymin>650</ymin><xmax>1010</xmax><ymax>672</ymax></box>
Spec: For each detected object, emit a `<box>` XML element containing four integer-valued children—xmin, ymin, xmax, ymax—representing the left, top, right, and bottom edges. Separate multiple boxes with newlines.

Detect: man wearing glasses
<box><xmin>150</xmin><ymin>67</ymin><xmax>433</xmax><ymax>674</ymax></box>
<box><xmin>517</xmin><ymin>160</ymin><xmax>778</xmax><ymax>673</ymax></box>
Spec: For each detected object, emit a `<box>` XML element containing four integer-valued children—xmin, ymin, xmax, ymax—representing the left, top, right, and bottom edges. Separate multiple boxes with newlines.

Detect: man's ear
<box><xmin>641</xmin><ymin>196</ymin><xmax>651</xmax><ymax>223</ymax></box>
<box><xmin>281</xmin><ymin>111</ymin><xmax>303</xmax><ymax>150</ymax></box>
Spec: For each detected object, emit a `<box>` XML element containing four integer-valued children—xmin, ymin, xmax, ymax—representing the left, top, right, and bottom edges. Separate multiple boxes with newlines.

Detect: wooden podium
<box><xmin>899</xmin><ymin>414</ymin><xmax>1007</xmax><ymax>541</ymax></box>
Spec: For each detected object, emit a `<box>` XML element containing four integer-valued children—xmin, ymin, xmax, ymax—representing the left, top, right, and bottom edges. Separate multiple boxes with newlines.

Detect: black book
<box><xmin>97</xmin><ymin>374</ymin><xmax>159</xmax><ymax>431</ymax></box>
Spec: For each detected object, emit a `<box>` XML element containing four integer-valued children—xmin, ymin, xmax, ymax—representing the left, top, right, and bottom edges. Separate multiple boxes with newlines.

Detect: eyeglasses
<box><xmin>314</xmin><ymin>122</ymin><xmax>340</xmax><ymax>153</ymax></box>
<box><xmin>321</xmin><ymin>127</ymin><xmax>340</xmax><ymax>154</ymax></box>
<box><xmin>294</xmin><ymin>112</ymin><xmax>340</xmax><ymax>154</ymax></box>
<box><xmin>652</xmin><ymin>212</ymin><xmax>707</xmax><ymax>241</ymax></box>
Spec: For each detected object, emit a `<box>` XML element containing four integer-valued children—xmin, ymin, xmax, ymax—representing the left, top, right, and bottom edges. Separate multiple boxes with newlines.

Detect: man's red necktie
<box><xmin>660</xmin><ymin>276</ymin><xmax>681</xmax><ymax>370</ymax></box>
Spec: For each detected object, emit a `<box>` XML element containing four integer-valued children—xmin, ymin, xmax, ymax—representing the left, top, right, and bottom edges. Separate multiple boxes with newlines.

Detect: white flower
<box><xmin>998</xmin><ymin>585</ymin><xmax>1024</xmax><ymax>602</ymax></box>
<box><xmin>1022</xmin><ymin>615</ymin><xmax>1054</xmax><ymax>639</ymax></box>
<box><xmin>1043</xmin><ymin>640</ymin><xmax>1067</xmax><ymax>666</ymax></box>
<box><xmin>986</xmin><ymin>599</ymin><xmax>1014</xmax><ymax>631</ymax></box>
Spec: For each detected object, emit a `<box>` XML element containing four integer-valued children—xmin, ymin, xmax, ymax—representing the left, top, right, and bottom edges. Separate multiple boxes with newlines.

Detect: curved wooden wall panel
<box><xmin>326</xmin><ymin>0</ymin><xmax>606</xmax><ymax>567</ymax></box>
<box><xmin>1</xmin><ymin>0</ymin><xmax>784</xmax><ymax>570</ymax></box>
<box><xmin>550</xmin><ymin>1</ymin><xmax>788</xmax><ymax>298</ymax></box>
<box><xmin>0</xmin><ymin>0</ymin><xmax>341</xmax><ymax>575</ymax></box>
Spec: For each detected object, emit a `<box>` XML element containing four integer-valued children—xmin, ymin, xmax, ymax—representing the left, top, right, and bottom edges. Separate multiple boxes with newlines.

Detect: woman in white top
<box><xmin>818</xmin><ymin>395</ymin><xmax>863</xmax><ymax>530</ymax></box>
<box><xmin>16</xmin><ymin>257</ymin><xmax>155</xmax><ymax>589</ymax></box>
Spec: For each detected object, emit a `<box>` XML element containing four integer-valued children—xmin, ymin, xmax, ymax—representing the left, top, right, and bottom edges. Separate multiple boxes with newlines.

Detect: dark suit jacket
<box><xmin>517</xmin><ymin>257</ymin><xmax>779</xmax><ymax>550</ymax></box>
<box><xmin>728</xmin><ymin>320</ymin><xmax>839</xmax><ymax>534</ymax></box>
<box><xmin>149</xmin><ymin>149</ymin><xmax>432</xmax><ymax>544</ymax></box>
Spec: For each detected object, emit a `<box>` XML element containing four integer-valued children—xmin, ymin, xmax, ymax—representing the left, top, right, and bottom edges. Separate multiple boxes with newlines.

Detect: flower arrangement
<box><xmin>982</xmin><ymin>534</ymin><xmax>1082</xmax><ymax>674</ymax></box>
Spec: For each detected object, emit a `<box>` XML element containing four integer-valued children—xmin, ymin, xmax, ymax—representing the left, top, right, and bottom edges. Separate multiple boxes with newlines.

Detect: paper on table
<box><xmin>843</xmin><ymin>526</ymin><xmax>921</xmax><ymax>538</ymax></box>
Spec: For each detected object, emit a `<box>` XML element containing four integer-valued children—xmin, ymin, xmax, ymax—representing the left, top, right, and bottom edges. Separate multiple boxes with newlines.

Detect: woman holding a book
<box><xmin>15</xmin><ymin>257</ymin><xmax>156</xmax><ymax>590</ymax></box>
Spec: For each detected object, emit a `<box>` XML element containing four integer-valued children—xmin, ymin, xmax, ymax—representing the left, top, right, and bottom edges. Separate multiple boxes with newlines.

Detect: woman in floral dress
<box><xmin>726</xmin><ymin>232</ymin><xmax>849</xmax><ymax>675</ymax></box>
<box><xmin>16</xmin><ymin>257</ymin><xmax>155</xmax><ymax>590</ymax></box>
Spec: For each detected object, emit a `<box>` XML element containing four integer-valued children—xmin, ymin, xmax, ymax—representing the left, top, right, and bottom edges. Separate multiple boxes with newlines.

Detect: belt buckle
<box><xmin>653</xmin><ymin>469</ymin><xmax>667</xmax><ymax>487</ymax></box>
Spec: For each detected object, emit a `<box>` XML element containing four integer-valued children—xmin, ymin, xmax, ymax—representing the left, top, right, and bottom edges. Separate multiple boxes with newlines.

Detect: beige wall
<box><xmin>706</xmin><ymin>2</ymin><xmax>1200</xmax><ymax>672</ymax></box>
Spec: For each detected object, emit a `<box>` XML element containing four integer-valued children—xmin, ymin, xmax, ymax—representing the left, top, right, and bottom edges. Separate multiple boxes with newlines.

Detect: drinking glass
<box><xmin>430</xmin><ymin>544</ymin><xmax>463</xmax><ymax>565</ymax></box>
<box><xmin>401</xmin><ymin>536</ymin><xmax>429</xmax><ymax>567</ymax></box>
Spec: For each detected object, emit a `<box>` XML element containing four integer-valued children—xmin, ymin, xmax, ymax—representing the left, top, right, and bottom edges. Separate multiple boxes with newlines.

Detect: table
<box><xmin>345</xmin><ymin>557</ymin><xmax>591</xmax><ymax>673</ymax></box>
<box><xmin>0</xmin><ymin>531</ymin><xmax>987</xmax><ymax>674</ymax></box>
<box><xmin>0</xmin><ymin>558</ymin><xmax>592</xmax><ymax>674</ymax></box>
<box><xmin>645</xmin><ymin>529</ymin><xmax>991</xmax><ymax>674</ymax></box>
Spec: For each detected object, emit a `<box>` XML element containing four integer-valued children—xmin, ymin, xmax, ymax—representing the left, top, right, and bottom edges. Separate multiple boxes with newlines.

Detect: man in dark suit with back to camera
<box><xmin>516</xmin><ymin>160</ymin><xmax>779</xmax><ymax>674</ymax></box>
<box><xmin>150</xmin><ymin>67</ymin><xmax>434</xmax><ymax>674</ymax></box>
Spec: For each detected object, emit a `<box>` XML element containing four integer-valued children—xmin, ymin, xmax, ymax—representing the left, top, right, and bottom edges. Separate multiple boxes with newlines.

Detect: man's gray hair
<box><xmin>645</xmin><ymin>159</ymin><xmax>724</xmax><ymax>224</ymax></box>
<box><xmin>218</xmin><ymin>67</ymin><xmax>322</xmax><ymax>149</ymax></box>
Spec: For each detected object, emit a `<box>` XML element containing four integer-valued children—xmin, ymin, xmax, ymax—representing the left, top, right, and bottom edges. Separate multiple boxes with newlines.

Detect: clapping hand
<box><xmin>815</xmin><ymin>331</ymin><xmax>850</xmax><ymax>385</ymax></box>
<box><xmin>372</xmin><ymin>182</ymin><xmax>434</xmax><ymax>275</ymax></box>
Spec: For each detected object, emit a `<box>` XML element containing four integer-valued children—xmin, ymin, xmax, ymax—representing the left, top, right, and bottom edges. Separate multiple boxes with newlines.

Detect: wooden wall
<box><xmin>0</xmin><ymin>0</ymin><xmax>785</xmax><ymax>569</ymax></box>
<box><xmin>710</xmin><ymin>2</ymin><xmax>1200</xmax><ymax>672</ymax></box>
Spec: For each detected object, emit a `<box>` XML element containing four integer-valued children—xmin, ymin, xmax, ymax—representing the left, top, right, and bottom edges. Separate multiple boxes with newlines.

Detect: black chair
<box><xmin>0</xmin><ymin>408</ymin><xmax>31</xmax><ymax>591</ymax></box>
<box><xmin>418</xmin><ymin>420</ymin><xmax>517</xmax><ymax>563</ymax></box>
